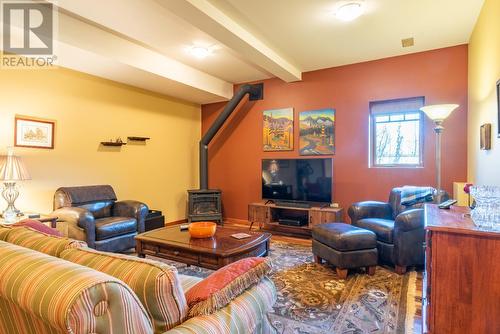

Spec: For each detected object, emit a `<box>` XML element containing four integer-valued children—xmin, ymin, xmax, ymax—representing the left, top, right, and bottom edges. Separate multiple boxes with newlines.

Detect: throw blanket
<box><xmin>400</xmin><ymin>186</ymin><xmax>435</xmax><ymax>206</ymax></box>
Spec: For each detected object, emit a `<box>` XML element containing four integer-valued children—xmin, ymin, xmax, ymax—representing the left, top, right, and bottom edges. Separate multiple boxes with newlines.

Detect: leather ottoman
<box><xmin>312</xmin><ymin>223</ymin><xmax>378</xmax><ymax>279</ymax></box>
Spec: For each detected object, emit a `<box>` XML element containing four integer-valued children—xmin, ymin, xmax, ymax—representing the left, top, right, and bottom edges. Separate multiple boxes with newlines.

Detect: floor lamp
<box><xmin>420</xmin><ymin>104</ymin><xmax>459</xmax><ymax>193</ymax></box>
<box><xmin>0</xmin><ymin>148</ymin><xmax>31</xmax><ymax>223</ymax></box>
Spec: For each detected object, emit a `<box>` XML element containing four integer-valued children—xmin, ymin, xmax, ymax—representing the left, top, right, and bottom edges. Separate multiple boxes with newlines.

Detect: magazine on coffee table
<box><xmin>231</xmin><ymin>233</ymin><xmax>252</xmax><ymax>239</ymax></box>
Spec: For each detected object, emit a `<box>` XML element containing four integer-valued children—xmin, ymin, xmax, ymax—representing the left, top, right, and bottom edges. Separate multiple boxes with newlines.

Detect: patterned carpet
<box><xmin>154</xmin><ymin>240</ymin><xmax>417</xmax><ymax>334</ymax></box>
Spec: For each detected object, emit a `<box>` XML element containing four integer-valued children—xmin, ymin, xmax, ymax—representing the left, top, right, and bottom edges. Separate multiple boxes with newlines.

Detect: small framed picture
<box><xmin>480</xmin><ymin>123</ymin><xmax>491</xmax><ymax>150</ymax></box>
<box><xmin>15</xmin><ymin>116</ymin><xmax>55</xmax><ymax>149</ymax></box>
<box><xmin>299</xmin><ymin>108</ymin><xmax>335</xmax><ymax>155</ymax></box>
<box><xmin>497</xmin><ymin>79</ymin><xmax>500</xmax><ymax>138</ymax></box>
<box><xmin>262</xmin><ymin>108</ymin><xmax>294</xmax><ymax>151</ymax></box>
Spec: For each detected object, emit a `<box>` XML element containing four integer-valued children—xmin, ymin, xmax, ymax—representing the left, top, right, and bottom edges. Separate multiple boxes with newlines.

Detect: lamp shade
<box><xmin>420</xmin><ymin>104</ymin><xmax>459</xmax><ymax>121</ymax></box>
<box><xmin>0</xmin><ymin>150</ymin><xmax>31</xmax><ymax>182</ymax></box>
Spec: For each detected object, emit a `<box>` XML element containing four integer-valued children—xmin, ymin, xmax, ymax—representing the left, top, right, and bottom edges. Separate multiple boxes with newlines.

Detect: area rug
<box><xmin>153</xmin><ymin>240</ymin><xmax>417</xmax><ymax>334</ymax></box>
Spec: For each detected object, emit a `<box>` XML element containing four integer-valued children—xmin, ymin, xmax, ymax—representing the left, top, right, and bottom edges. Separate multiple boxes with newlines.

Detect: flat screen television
<box><xmin>262</xmin><ymin>158</ymin><xmax>332</xmax><ymax>203</ymax></box>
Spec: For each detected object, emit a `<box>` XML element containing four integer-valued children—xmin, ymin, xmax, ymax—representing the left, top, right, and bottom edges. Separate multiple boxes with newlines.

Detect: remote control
<box><xmin>179</xmin><ymin>224</ymin><xmax>189</xmax><ymax>231</ymax></box>
<box><xmin>438</xmin><ymin>199</ymin><xmax>458</xmax><ymax>209</ymax></box>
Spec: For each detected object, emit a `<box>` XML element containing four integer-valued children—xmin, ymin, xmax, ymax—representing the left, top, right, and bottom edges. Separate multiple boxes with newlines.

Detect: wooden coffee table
<box><xmin>135</xmin><ymin>225</ymin><xmax>271</xmax><ymax>270</ymax></box>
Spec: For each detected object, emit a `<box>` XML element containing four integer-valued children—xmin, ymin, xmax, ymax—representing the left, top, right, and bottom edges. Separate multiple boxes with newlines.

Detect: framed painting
<box><xmin>15</xmin><ymin>116</ymin><xmax>55</xmax><ymax>149</ymax></box>
<box><xmin>299</xmin><ymin>108</ymin><xmax>335</xmax><ymax>155</ymax></box>
<box><xmin>480</xmin><ymin>123</ymin><xmax>491</xmax><ymax>150</ymax></box>
<box><xmin>263</xmin><ymin>108</ymin><xmax>293</xmax><ymax>151</ymax></box>
<box><xmin>497</xmin><ymin>79</ymin><xmax>500</xmax><ymax>138</ymax></box>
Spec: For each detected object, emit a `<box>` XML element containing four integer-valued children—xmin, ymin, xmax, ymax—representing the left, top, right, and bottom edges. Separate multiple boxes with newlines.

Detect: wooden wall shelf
<box><xmin>127</xmin><ymin>136</ymin><xmax>150</xmax><ymax>142</ymax></box>
<box><xmin>248</xmin><ymin>202</ymin><xmax>343</xmax><ymax>237</ymax></box>
<box><xmin>100</xmin><ymin>142</ymin><xmax>126</xmax><ymax>147</ymax></box>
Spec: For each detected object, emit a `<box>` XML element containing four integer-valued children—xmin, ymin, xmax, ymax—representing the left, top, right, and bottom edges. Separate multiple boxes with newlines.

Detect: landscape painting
<box><xmin>299</xmin><ymin>109</ymin><xmax>335</xmax><ymax>155</ymax></box>
<box><xmin>263</xmin><ymin>108</ymin><xmax>294</xmax><ymax>151</ymax></box>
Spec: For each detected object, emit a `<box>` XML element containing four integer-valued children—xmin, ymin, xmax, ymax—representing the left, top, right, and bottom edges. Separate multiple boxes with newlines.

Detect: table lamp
<box><xmin>0</xmin><ymin>147</ymin><xmax>31</xmax><ymax>223</ymax></box>
<box><xmin>420</xmin><ymin>104</ymin><xmax>459</xmax><ymax>193</ymax></box>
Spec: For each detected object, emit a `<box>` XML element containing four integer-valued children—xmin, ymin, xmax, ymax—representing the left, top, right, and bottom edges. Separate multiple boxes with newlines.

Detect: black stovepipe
<box><xmin>199</xmin><ymin>83</ymin><xmax>263</xmax><ymax>190</ymax></box>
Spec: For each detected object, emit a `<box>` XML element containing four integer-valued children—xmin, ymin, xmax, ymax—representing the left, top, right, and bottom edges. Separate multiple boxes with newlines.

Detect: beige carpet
<box><xmin>154</xmin><ymin>240</ymin><xmax>417</xmax><ymax>334</ymax></box>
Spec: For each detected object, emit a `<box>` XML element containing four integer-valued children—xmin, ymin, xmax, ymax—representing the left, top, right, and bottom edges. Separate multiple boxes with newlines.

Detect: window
<box><xmin>370</xmin><ymin>97</ymin><xmax>424</xmax><ymax>167</ymax></box>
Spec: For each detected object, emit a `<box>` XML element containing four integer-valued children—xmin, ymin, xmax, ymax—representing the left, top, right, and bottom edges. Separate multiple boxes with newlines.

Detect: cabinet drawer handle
<box><xmin>173</xmin><ymin>251</ymin><xmax>179</xmax><ymax>256</ymax></box>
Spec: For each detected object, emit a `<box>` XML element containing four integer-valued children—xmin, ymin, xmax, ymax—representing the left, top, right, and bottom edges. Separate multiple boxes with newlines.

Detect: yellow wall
<box><xmin>468</xmin><ymin>0</ymin><xmax>500</xmax><ymax>185</ymax></box>
<box><xmin>0</xmin><ymin>67</ymin><xmax>200</xmax><ymax>222</ymax></box>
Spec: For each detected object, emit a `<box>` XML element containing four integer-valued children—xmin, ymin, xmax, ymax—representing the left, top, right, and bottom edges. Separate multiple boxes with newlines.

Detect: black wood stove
<box><xmin>187</xmin><ymin>189</ymin><xmax>222</xmax><ymax>224</ymax></box>
<box><xmin>187</xmin><ymin>83</ymin><xmax>264</xmax><ymax>225</ymax></box>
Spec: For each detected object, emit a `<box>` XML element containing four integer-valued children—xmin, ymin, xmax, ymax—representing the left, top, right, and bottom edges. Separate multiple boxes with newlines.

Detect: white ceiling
<box><xmin>3</xmin><ymin>0</ymin><xmax>484</xmax><ymax>104</ymax></box>
<box><xmin>221</xmin><ymin>0</ymin><xmax>484</xmax><ymax>71</ymax></box>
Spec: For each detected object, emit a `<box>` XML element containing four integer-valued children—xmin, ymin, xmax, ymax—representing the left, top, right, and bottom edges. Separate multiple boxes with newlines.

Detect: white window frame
<box><xmin>369</xmin><ymin>97</ymin><xmax>425</xmax><ymax>168</ymax></box>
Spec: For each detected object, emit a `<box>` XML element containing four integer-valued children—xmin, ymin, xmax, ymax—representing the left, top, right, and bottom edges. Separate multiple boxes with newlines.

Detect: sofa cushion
<box><xmin>95</xmin><ymin>216</ymin><xmax>137</xmax><ymax>240</ymax></box>
<box><xmin>312</xmin><ymin>223</ymin><xmax>377</xmax><ymax>251</ymax></box>
<box><xmin>13</xmin><ymin>219</ymin><xmax>62</xmax><ymax>237</ymax></box>
<box><xmin>166</xmin><ymin>277</ymin><xmax>276</xmax><ymax>334</ymax></box>
<box><xmin>6</xmin><ymin>227</ymin><xmax>85</xmax><ymax>257</ymax></box>
<box><xmin>0</xmin><ymin>240</ymin><xmax>152</xmax><ymax>334</ymax></box>
<box><xmin>185</xmin><ymin>257</ymin><xmax>272</xmax><ymax>317</ymax></box>
<box><xmin>0</xmin><ymin>225</ymin><xmax>11</xmax><ymax>241</ymax></box>
<box><xmin>178</xmin><ymin>274</ymin><xmax>202</xmax><ymax>292</ymax></box>
<box><xmin>355</xmin><ymin>218</ymin><xmax>395</xmax><ymax>244</ymax></box>
<box><xmin>61</xmin><ymin>247</ymin><xmax>188</xmax><ymax>333</ymax></box>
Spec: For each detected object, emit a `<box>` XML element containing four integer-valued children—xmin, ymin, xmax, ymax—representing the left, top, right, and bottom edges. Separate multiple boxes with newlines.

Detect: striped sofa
<box><xmin>0</xmin><ymin>225</ymin><xmax>277</xmax><ymax>334</ymax></box>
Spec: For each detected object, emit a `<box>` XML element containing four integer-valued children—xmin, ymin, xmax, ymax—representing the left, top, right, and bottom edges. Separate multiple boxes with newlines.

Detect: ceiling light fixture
<box><xmin>189</xmin><ymin>46</ymin><xmax>211</xmax><ymax>59</ymax></box>
<box><xmin>335</xmin><ymin>2</ymin><xmax>364</xmax><ymax>22</ymax></box>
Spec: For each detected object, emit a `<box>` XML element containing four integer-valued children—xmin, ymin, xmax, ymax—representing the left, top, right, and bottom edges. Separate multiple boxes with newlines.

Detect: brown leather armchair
<box><xmin>51</xmin><ymin>185</ymin><xmax>148</xmax><ymax>253</ymax></box>
<box><xmin>348</xmin><ymin>187</ymin><xmax>448</xmax><ymax>274</ymax></box>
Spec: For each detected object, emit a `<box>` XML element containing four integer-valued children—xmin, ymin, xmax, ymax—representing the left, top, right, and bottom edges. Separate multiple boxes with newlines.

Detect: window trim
<box><xmin>369</xmin><ymin>97</ymin><xmax>425</xmax><ymax>168</ymax></box>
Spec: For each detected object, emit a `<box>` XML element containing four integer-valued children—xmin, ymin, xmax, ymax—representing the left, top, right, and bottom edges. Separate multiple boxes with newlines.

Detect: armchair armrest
<box><xmin>51</xmin><ymin>207</ymin><xmax>95</xmax><ymax>248</ymax></box>
<box><xmin>348</xmin><ymin>201</ymin><xmax>392</xmax><ymax>225</ymax></box>
<box><xmin>113</xmin><ymin>200</ymin><xmax>149</xmax><ymax>233</ymax></box>
<box><xmin>394</xmin><ymin>208</ymin><xmax>424</xmax><ymax>232</ymax></box>
<box><xmin>393</xmin><ymin>208</ymin><xmax>426</xmax><ymax>267</ymax></box>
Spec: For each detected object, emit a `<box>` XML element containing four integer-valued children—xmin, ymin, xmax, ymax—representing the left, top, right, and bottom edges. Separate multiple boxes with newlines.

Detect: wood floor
<box><xmin>229</xmin><ymin>222</ymin><xmax>423</xmax><ymax>334</ymax></box>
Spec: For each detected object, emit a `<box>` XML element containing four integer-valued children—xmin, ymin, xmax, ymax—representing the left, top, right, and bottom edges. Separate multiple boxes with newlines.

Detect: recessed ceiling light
<box><xmin>335</xmin><ymin>2</ymin><xmax>364</xmax><ymax>22</ymax></box>
<box><xmin>189</xmin><ymin>46</ymin><xmax>211</xmax><ymax>59</ymax></box>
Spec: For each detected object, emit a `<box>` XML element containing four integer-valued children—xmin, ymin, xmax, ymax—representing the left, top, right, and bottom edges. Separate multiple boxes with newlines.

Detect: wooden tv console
<box><xmin>248</xmin><ymin>202</ymin><xmax>343</xmax><ymax>237</ymax></box>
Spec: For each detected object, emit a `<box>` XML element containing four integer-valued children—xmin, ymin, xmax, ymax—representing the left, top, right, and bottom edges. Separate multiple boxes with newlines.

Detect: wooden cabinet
<box><xmin>248</xmin><ymin>204</ymin><xmax>269</xmax><ymax>228</ymax></box>
<box><xmin>248</xmin><ymin>202</ymin><xmax>343</xmax><ymax>237</ymax></box>
<box><xmin>321</xmin><ymin>210</ymin><xmax>342</xmax><ymax>224</ymax></box>
<box><xmin>309</xmin><ymin>209</ymin><xmax>343</xmax><ymax>227</ymax></box>
<box><xmin>309</xmin><ymin>210</ymin><xmax>322</xmax><ymax>227</ymax></box>
<box><xmin>423</xmin><ymin>204</ymin><xmax>500</xmax><ymax>334</ymax></box>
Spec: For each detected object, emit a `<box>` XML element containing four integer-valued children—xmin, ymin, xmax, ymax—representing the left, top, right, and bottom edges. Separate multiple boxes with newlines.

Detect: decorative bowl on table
<box><xmin>188</xmin><ymin>222</ymin><xmax>217</xmax><ymax>238</ymax></box>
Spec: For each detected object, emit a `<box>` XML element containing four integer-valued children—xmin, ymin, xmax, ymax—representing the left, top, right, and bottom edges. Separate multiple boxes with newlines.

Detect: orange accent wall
<box><xmin>202</xmin><ymin>45</ymin><xmax>468</xmax><ymax>221</ymax></box>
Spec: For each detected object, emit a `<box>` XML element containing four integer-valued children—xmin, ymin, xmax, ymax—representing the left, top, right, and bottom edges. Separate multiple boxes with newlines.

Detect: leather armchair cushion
<box><xmin>53</xmin><ymin>185</ymin><xmax>117</xmax><ymax>209</ymax></box>
<box><xmin>79</xmin><ymin>200</ymin><xmax>115</xmax><ymax>219</ymax></box>
<box><xmin>348</xmin><ymin>201</ymin><xmax>392</xmax><ymax>225</ymax></box>
<box><xmin>355</xmin><ymin>218</ymin><xmax>395</xmax><ymax>244</ymax></box>
<box><xmin>388</xmin><ymin>187</ymin><xmax>449</xmax><ymax>219</ymax></box>
<box><xmin>312</xmin><ymin>223</ymin><xmax>377</xmax><ymax>251</ymax></box>
<box><xmin>112</xmin><ymin>200</ymin><xmax>149</xmax><ymax>233</ymax></box>
<box><xmin>95</xmin><ymin>217</ymin><xmax>137</xmax><ymax>241</ymax></box>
